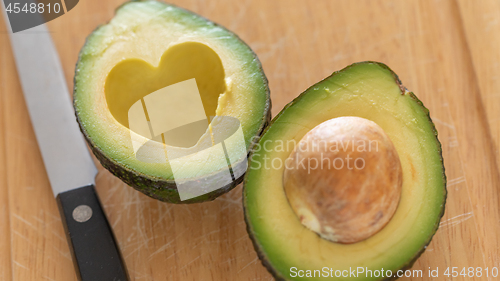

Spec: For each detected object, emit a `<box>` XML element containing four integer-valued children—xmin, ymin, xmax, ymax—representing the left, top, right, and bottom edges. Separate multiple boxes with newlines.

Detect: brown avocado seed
<box><xmin>283</xmin><ymin>116</ymin><xmax>402</xmax><ymax>244</ymax></box>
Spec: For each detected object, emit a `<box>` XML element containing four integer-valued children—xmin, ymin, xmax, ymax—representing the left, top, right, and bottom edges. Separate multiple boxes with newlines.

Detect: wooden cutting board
<box><xmin>1</xmin><ymin>0</ymin><xmax>499</xmax><ymax>280</ymax></box>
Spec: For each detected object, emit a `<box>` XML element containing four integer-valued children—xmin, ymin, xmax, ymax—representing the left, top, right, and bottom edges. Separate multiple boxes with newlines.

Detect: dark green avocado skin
<box><xmin>73</xmin><ymin>1</ymin><xmax>272</xmax><ymax>204</ymax></box>
<box><xmin>242</xmin><ymin>61</ymin><xmax>446</xmax><ymax>280</ymax></box>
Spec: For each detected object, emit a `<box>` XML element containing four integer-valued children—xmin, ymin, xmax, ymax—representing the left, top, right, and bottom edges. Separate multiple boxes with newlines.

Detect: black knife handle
<box><xmin>56</xmin><ymin>184</ymin><xmax>129</xmax><ymax>281</ymax></box>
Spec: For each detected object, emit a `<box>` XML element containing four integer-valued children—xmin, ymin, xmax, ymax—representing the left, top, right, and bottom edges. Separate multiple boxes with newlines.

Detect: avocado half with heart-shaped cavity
<box><xmin>74</xmin><ymin>0</ymin><xmax>271</xmax><ymax>203</ymax></box>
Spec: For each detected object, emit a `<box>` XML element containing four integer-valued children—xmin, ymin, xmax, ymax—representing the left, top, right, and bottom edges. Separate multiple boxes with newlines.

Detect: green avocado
<box><xmin>73</xmin><ymin>0</ymin><xmax>270</xmax><ymax>203</ymax></box>
<box><xmin>243</xmin><ymin>62</ymin><xmax>446</xmax><ymax>280</ymax></box>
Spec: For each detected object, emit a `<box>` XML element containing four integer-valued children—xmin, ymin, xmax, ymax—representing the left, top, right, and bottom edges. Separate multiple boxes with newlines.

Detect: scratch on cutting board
<box><xmin>122</xmin><ymin>196</ymin><xmax>145</xmax><ymax>214</ymax></box>
<box><xmin>12</xmin><ymin>213</ymin><xmax>35</xmax><ymax>230</ymax></box>
<box><xmin>255</xmin><ymin>36</ymin><xmax>287</xmax><ymax>61</ymax></box>
<box><xmin>219</xmin><ymin>203</ymin><xmax>241</xmax><ymax>213</ymax></box>
<box><xmin>126</xmin><ymin>232</ymin><xmax>135</xmax><ymax>243</ymax></box>
<box><xmin>32</xmin><ymin>210</ymin><xmax>60</xmax><ymax>227</ymax></box>
<box><xmin>179</xmin><ymin>205</ymin><xmax>194</xmax><ymax>219</ymax></box>
<box><xmin>431</xmin><ymin>117</ymin><xmax>456</xmax><ymax>130</ymax></box>
<box><xmin>448</xmin><ymin>136</ymin><xmax>459</xmax><ymax>147</ymax></box>
<box><xmin>179</xmin><ymin>255</ymin><xmax>201</xmax><ymax>270</ymax></box>
<box><xmin>232</xmin><ymin>234</ymin><xmax>250</xmax><ymax>245</ymax></box>
<box><xmin>220</xmin><ymin>257</ymin><xmax>236</xmax><ymax>265</ymax></box>
<box><xmin>152</xmin><ymin>201</ymin><xmax>173</xmax><ymax>229</ymax></box>
<box><xmin>13</xmin><ymin>261</ymin><xmax>29</xmax><ymax>270</ymax></box>
<box><xmin>31</xmin><ymin>215</ymin><xmax>44</xmax><ymax>224</ymax></box>
<box><xmin>51</xmin><ymin>244</ymin><xmax>72</xmax><ymax>261</ymax></box>
<box><xmin>43</xmin><ymin>210</ymin><xmax>61</xmax><ymax>222</ymax></box>
<box><xmin>222</xmin><ymin>252</ymin><xmax>256</xmax><ymax>265</ymax></box>
<box><xmin>152</xmin><ymin>246</ymin><xmax>185</xmax><ymax>265</ymax></box>
<box><xmin>127</xmin><ymin>269</ymin><xmax>148</xmax><ymax>280</ymax></box>
<box><xmin>447</xmin><ymin>176</ymin><xmax>466</xmax><ymax>187</ymax></box>
<box><xmin>42</xmin><ymin>276</ymin><xmax>56</xmax><ymax>281</ymax></box>
<box><xmin>201</xmin><ymin>227</ymin><xmax>226</xmax><ymax>238</ymax></box>
<box><xmin>229</xmin><ymin>0</ymin><xmax>251</xmax><ymax>31</ymax></box>
<box><xmin>189</xmin><ymin>239</ymin><xmax>205</xmax><ymax>249</ymax></box>
<box><xmin>238</xmin><ymin>257</ymin><xmax>259</xmax><ymax>273</ymax></box>
<box><xmin>134</xmin><ymin>222</ymin><xmax>149</xmax><ymax>251</ymax></box>
<box><xmin>439</xmin><ymin>212</ymin><xmax>474</xmax><ymax>228</ymax></box>
<box><xmin>217</xmin><ymin>196</ymin><xmax>242</xmax><ymax>206</ymax></box>
<box><xmin>102</xmin><ymin>184</ymin><xmax>121</xmax><ymax>204</ymax></box>
<box><xmin>485</xmin><ymin>12</ymin><xmax>500</xmax><ymax>32</ymax></box>
<box><xmin>125</xmin><ymin>216</ymin><xmax>155</xmax><ymax>259</ymax></box>
<box><xmin>124</xmin><ymin>243</ymin><xmax>143</xmax><ymax>260</ymax></box>
<box><xmin>146</xmin><ymin>229</ymin><xmax>189</xmax><ymax>260</ymax></box>
<box><xmin>111</xmin><ymin>213</ymin><xmax>122</xmax><ymax>229</ymax></box>
<box><xmin>124</xmin><ymin>237</ymin><xmax>156</xmax><ymax>259</ymax></box>
<box><xmin>147</xmin><ymin>240</ymin><xmax>175</xmax><ymax>260</ymax></box>
<box><xmin>50</xmin><ymin>229</ymin><xmax>66</xmax><ymax>243</ymax></box>
<box><xmin>191</xmin><ymin>226</ymin><xmax>230</xmax><ymax>247</ymax></box>
<box><xmin>12</xmin><ymin>230</ymin><xmax>30</xmax><ymax>242</ymax></box>
<box><xmin>199</xmin><ymin>239</ymin><xmax>223</xmax><ymax>245</ymax></box>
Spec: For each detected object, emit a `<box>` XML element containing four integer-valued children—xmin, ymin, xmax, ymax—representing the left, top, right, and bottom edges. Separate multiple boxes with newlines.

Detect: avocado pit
<box><xmin>283</xmin><ymin>116</ymin><xmax>402</xmax><ymax>243</ymax></box>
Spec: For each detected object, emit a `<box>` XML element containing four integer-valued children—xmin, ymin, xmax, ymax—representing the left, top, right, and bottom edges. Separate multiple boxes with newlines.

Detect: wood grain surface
<box><xmin>1</xmin><ymin>0</ymin><xmax>499</xmax><ymax>280</ymax></box>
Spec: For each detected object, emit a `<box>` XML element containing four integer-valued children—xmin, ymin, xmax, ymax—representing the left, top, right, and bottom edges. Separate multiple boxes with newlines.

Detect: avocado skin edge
<box><xmin>242</xmin><ymin>61</ymin><xmax>447</xmax><ymax>280</ymax></box>
<box><xmin>73</xmin><ymin>0</ymin><xmax>272</xmax><ymax>204</ymax></box>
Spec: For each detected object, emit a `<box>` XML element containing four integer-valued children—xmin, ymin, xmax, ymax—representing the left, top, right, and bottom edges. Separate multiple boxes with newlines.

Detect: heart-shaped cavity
<box><xmin>105</xmin><ymin>41</ymin><xmax>226</xmax><ymax>140</ymax></box>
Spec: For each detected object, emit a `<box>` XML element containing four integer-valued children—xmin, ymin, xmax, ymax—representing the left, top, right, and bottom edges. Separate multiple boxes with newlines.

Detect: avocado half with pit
<box><xmin>243</xmin><ymin>62</ymin><xmax>446</xmax><ymax>280</ymax></box>
<box><xmin>74</xmin><ymin>0</ymin><xmax>271</xmax><ymax>203</ymax></box>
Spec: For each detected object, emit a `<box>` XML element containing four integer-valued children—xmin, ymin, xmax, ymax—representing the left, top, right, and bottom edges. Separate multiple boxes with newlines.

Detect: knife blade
<box><xmin>2</xmin><ymin>5</ymin><xmax>128</xmax><ymax>281</ymax></box>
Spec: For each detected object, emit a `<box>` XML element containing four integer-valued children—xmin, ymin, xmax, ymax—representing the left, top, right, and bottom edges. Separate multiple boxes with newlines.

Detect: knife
<box><xmin>2</xmin><ymin>6</ymin><xmax>129</xmax><ymax>281</ymax></box>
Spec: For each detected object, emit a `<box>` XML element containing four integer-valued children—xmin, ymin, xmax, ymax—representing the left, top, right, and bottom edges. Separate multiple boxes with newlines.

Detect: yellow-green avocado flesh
<box><xmin>73</xmin><ymin>0</ymin><xmax>271</xmax><ymax>203</ymax></box>
<box><xmin>243</xmin><ymin>62</ymin><xmax>446</xmax><ymax>280</ymax></box>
